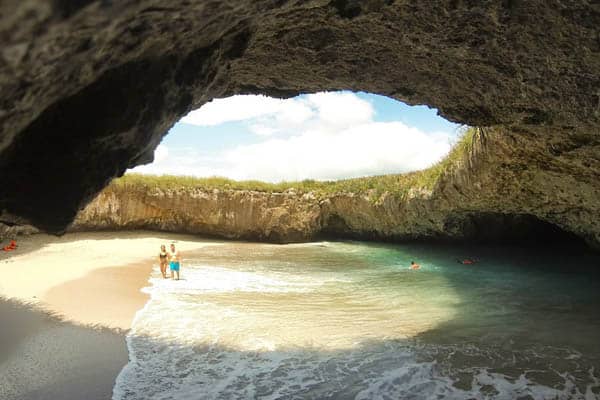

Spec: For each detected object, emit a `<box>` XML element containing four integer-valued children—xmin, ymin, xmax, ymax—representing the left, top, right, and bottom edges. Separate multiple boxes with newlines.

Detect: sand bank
<box><xmin>0</xmin><ymin>231</ymin><xmax>222</xmax><ymax>400</ymax></box>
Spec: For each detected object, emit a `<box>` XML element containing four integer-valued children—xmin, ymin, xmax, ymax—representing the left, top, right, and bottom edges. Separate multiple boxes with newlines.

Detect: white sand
<box><xmin>0</xmin><ymin>231</ymin><xmax>224</xmax><ymax>400</ymax></box>
<box><xmin>0</xmin><ymin>230</ymin><xmax>223</xmax><ymax>329</ymax></box>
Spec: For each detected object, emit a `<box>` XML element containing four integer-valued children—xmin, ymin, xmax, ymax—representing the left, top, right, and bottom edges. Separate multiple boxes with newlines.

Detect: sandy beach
<box><xmin>0</xmin><ymin>231</ymin><xmax>221</xmax><ymax>400</ymax></box>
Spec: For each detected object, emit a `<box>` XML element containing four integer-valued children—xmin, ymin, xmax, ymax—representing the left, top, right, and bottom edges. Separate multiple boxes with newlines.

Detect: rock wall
<box><xmin>73</xmin><ymin>187</ymin><xmax>321</xmax><ymax>243</ymax></box>
<box><xmin>0</xmin><ymin>222</ymin><xmax>38</xmax><ymax>241</ymax></box>
<box><xmin>322</xmin><ymin>128</ymin><xmax>600</xmax><ymax>247</ymax></box>
<box><xmin>73</xmin><ymin>128</ymin><xmax>600</xmax><ymax>248</ymax></box>
<box><xmin>1</xmin><ymin>1</ymin><xmax>600</xmax><ymax>233</ymax></box>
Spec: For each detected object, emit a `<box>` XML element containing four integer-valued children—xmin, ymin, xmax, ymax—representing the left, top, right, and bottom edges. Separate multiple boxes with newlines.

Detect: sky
<box><xmin>129</xmin><ymin>91</ymin><xmax>463</xmax><ymax>182</ymax></box>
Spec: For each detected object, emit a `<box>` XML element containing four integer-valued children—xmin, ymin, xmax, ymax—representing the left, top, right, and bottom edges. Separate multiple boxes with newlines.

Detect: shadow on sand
<box><xmin>0</xmin><ymin>297</ymin><xmax>128</xmax><ymax>400</ymax></box>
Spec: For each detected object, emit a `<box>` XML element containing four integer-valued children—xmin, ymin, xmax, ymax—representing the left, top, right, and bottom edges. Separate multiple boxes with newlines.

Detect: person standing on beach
<box><xmin>158</xmin><ymin>244</ymin><xmax>169</xmax><ymax>278</ymax></box>
<box><xmin>169</xmin><ymin>243</ymin><xmax>181</xmax><ymax>280</ymax></box>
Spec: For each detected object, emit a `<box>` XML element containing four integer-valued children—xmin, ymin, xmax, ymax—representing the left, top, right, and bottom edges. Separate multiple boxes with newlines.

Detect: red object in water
<box><xmin>462</xmin><ymin>259</ymin><xmax>475</xmax><ymax>264</ymax></box>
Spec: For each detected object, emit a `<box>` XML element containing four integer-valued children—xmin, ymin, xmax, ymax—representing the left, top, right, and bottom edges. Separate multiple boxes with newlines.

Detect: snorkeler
<box><xmin>410</xmin><ymin>261</ymin><xmax>421</xmax><ymax>270</ymax></box>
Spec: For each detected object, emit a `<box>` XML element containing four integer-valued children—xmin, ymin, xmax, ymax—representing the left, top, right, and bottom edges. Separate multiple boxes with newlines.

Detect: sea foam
<box><xmin>113</xmin><ymin>242</ymin><xmax>600</xmax><ymax>400</ymax></box>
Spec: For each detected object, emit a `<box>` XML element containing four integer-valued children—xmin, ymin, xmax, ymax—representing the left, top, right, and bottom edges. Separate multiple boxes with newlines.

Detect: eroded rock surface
<box><xmin>73</xmin><ymin>128</ymin><xmax>600</xmax><ymax>248</ymax></box>
<box><xmin>1</xmin><ymin>1</ymin><xmax>600</xmax><ymax>235</ymax></box>
<box><xmin>73</xmin><ymin>187</ymin><xmax>322</xmax><ymax>243</ymax></box>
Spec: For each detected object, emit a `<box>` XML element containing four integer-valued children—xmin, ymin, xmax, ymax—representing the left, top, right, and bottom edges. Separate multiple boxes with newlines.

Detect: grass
<box><xmin>111</xmin><ymin>127</ymin><xmax>479</xmax><ymax>201</ymax></box>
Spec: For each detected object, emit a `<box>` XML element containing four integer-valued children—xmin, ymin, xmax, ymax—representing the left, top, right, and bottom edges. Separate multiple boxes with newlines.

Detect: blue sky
<box><xmin>130</xmin><ymin>92</ymin><xmax>462</xmax><ymax>182</ymax></box>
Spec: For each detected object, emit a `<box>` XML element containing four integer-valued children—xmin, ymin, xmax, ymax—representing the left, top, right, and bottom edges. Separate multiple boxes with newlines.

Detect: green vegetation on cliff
<box><xmin>114</xmin><ymin>127</ymin><xmax>478</xmax><ymax>200</ymax></box>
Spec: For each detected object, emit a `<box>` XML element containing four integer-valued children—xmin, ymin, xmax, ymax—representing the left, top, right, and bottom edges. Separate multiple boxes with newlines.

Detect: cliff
<box><xmin>73</xmin><ymin>186</ymin><xmax>321</xmax><ymax>243</ymax></box>
<box><xmin>72</xmin><ymin>128</ymin><xmax>600</xmax><ymax>248</ymax></box>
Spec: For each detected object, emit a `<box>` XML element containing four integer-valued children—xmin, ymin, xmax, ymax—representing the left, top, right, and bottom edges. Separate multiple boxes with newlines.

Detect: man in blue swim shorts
<box><xmin>169</xmin><ymin>243</ymin><xmax>181</xmax><ymax>280</ymax></box>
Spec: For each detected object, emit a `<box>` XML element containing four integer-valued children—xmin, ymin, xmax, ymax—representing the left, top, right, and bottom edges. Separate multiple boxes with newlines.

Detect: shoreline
<box><xmin>0</xmin><ymin>231</ymin><xmax>222</xmax><ymax>400</ymax></box>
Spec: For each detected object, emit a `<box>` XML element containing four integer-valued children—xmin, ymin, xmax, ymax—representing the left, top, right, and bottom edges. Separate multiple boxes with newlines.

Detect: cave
<box><xmin>319</xmin><ymin>210</ymin><xmax>588</xmax><ymax>248</ymax></box>
<box><xmin>442</xmin><ymin>212</ymin><xmax>588</xmax><ymax>246</ymax></box>
<box><xmin>1</xmin><ymin>1</ymin><xmax>600</xmax><ymax>247</ymax></box>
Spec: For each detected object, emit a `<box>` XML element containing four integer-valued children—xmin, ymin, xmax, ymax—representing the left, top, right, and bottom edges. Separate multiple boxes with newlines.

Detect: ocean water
<box><xmin>113</xmin><ymin>241</ymin><xmax>600</xmax><ymax>399</ymax></box>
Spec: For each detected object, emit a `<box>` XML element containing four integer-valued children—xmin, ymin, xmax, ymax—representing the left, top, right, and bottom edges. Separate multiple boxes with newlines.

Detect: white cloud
<box><xmin>244</xmin><ymin>92</ymin><xmax>374</xmax><ymax>137</ymax></box>
<box><xmin>132</xmin><ymin>147</ymin><xmax>228</xmax><ymax>177</ymax></box>
<box><xmin>222</xmin><ymin>121</ymin><xmax>452</xmax><ymax>181</ymax></box>
<box><xmin>181</xmin><ymin>95</ymin><xmax>313</xmax><ymax>128</ymax></box>
<box><xmin>153</xmin><ymin>144</ymin><xmax>169</xmax><ymax>162</ymax></box>
<box><xmin>132</xmin><ymin>92</ymin><xmax>458</xmax><ymax>182</ymax></box>
<box><xmin>305</xmin><ymin>92</ymin><xmax>373</xmax><ymax>128</ymax></box>
<box><xmin>179</xmin><ymin>92</ymin><xmax>372</xmax><ymax>136</ymax></box>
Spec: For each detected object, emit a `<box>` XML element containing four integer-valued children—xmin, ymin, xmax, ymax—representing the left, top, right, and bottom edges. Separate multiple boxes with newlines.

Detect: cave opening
<box><xmin>2</xmin><ymin>3</ymin><xmax>600</xmax><ymax>399</ymax></box>
<box><xmin>320</xmin><ymin>212</ymin><xmax>589</xmax><ymax>249</ymax></box>
<box><xmin>442</xmin><ymin>212</ymin><xmax>589</xmax><ymax>248</ymax></box>
<box><xmin>128</xmin><ymin>91</ymin><xmax>463</xmax><ymax>183</ymax></box>
<box><xmin>75</xmin><ymin>90</ymin><xmax>594</xmax><ymax>250</ymax></box>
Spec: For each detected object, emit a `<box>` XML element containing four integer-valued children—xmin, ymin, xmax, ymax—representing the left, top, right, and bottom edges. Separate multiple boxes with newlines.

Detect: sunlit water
<box><xmin>113</xmin><ymin>241</ymin><xmax>600</xmax><ymax>399</ymax></box>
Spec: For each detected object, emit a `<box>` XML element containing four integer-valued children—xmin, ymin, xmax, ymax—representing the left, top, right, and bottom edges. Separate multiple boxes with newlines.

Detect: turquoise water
<box><xmin>114</xmin><ymin>241</ymin><xmax>600</xmax><ymax>399</ymax></box>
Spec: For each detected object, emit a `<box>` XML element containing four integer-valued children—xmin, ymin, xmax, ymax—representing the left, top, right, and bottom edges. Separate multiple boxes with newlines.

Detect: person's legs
<box><xmin>174</xmin><ymin>262</ymin><xmax>180</xmax><ymax>280</ymax></box>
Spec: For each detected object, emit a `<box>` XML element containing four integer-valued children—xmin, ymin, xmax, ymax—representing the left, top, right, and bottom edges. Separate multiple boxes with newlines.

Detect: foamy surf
<box><xmin>113</xmin><ymin>241</ymin><xmax>600</xmax><ymax>400</ymax></box>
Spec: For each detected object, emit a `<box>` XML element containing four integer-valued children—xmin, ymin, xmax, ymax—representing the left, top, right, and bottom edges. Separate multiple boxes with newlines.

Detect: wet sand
<box><xmin>0</xmin><ymin>231</ymin><xmax>221</xmax><ymax>400</ymax></box>
<box><xmin>43</xmin><ymin>262</ymin><xmax>151</xmax><ymax>329</ymax></box>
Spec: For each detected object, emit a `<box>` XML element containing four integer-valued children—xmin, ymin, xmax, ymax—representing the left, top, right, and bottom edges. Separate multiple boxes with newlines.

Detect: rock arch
<box><xmin>1</xmin><ymin>1</ymin><xmax>599</xmax><ymax>245</ymax></box>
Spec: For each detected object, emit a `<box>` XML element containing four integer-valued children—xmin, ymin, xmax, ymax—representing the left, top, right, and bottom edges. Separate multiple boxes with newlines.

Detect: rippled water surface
<box><xmin>113</xmin><ymin>241</ymin><xmax>600</xmax><ymax>399</ymax></box>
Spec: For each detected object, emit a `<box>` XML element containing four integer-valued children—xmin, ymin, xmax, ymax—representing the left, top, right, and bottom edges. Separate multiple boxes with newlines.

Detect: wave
<box><xmin>112</xmin><ymin>247</ymin><xmax>600</xmax><ymax>400</ymax></box>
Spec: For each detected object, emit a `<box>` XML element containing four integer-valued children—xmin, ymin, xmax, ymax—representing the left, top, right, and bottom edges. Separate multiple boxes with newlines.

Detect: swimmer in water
<box><xmin>457</xmin><ymin>259</ymin><xmax>476</xmax><ymax>265</ymax></box>
<box><xmin>410</xmin><ymin>261</ymin><xmax>421</xmax><ymax>270</ymax></box>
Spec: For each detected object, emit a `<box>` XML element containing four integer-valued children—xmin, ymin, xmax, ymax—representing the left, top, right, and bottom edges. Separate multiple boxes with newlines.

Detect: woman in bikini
<box><xmin>159</xmin><ymin>244</ymin><xmax>169</xmax><ymax>278</ymax></box>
